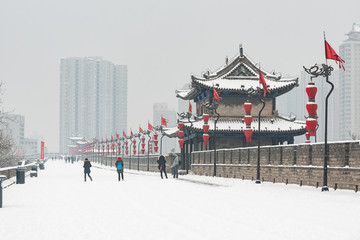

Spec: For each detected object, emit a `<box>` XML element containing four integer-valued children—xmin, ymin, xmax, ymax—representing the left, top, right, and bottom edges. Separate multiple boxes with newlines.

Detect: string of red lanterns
<box><xmin>306</xmin><ymin>81</ymin><xmax>318</xmax><ymax>142</ymax></box>
<box><xmin>243</xmin><ymin>100</ymin><xmax>253</xmax><ymax>143</ymax></box>
<box><xmin>178</xmin><ymin>121</ymin><xmax>184</xmax><ymax>149</ymax></box>
<box><xmin>202</xmin><ymin>113</ymin><xmax>210</xmax><ymax>146</ymax></box>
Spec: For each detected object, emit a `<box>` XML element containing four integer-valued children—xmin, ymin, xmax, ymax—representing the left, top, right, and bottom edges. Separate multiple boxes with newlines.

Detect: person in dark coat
<box><xmin>157</xmin><ymin>155</ymin><xmax>168</xmax><ymax>179</ymax></box>
<box><xmin>115</xmin><ymin>157</ymin><xmax>124</xmax><ymax>181</ymax></box>
<box><xmin>83</xmin><ymin>158</ymin><xmax>93</xmax><ymax>182</ymax></box>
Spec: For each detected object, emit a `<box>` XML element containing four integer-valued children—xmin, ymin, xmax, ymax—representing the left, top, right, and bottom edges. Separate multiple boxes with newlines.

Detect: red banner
<box><xmin>40</xmin><ymin>141</ymin><xmax>45</xmax><ymax>160</ymax></box>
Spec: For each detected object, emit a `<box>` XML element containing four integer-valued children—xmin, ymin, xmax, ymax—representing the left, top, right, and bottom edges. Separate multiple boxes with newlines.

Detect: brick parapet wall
<box><xmin>191</xmin><ymin>141</ymin><xmax>360</xmax><ymax>191</ymax></box>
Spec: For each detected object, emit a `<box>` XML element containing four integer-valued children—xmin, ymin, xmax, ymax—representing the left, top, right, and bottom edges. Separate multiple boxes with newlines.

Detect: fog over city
<box><xmin>0</xmin><ymin>0</ymin><xmax>359</xmax><ymax>152</ymax></box>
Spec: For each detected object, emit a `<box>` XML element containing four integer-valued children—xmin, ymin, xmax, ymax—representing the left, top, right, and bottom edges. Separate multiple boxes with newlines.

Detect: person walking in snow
<box><xmin>83</xmin><ymin>158</ymin><xmax>93</xmax><ymax>182</ymax></box>
<box><xmin>115</xmin><ymin>157</ymin><xmax>124</xmax><ymax>181</ymax></box>
<box><xmin>157</xmin><ymin>155</ymin><xmax>168</xmax><ymax>179</ymax></box>
<box><xmin>170</xmin><ymin>153</ymin><xmax>181</xmax><ymax>178</ymax></box>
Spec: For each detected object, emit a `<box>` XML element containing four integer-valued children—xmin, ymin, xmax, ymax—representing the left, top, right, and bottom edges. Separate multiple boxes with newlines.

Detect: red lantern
<box><xmin>178</xmin><ymin>122</ymin><xmax>184</xmax><ymax>129</ymax></box>
<box><xmin>178</xmin><ymin>139</ymin><xmax>184</xmax><ymax>148</ymax></box>
<box><xmin>305</xmin><ymin>132</ymin><xmax>311</xmax><ymax>143</ymax></box>
<box><xmin>154</xmin><ymin>140</ymin><xmax>159</xmax><ymax>145</ymax></box>
<box><xmin>125</xmin><ymin>141</ymin><xmax>128</xmax><ymax>146</ymax></box>
<box><xmin>154</xmin><ymin>146</ymin><xmax>159</xmax><ymax>152</ymax></box>
<box><xmin>202</xmin><ymin>114</ymin><xmax>210</xmax><ymax>123</ymax></box>
<box><xmin>125</xmin><ymin>146</ymin><xmax>128</xmax><ymax>150</ymax></box>
<box><xmin>141</xmin><ymin>143</ymin><xmax>145</xmax><ymax>148</ymax></box>
<box><xmin>202</xmin><ymin>124</ymin><xmax>210</xmax><ymax>132</ymax></box>
<box><xmin>306</xmin><ymin>82</ymin><xmax>317</xmax><ymax>99</ymax></box>
<box><xmin>202</xmin><ymin>133</ymin><xmax>210</xmax><ymax>142</ymax></box>
<box><xmin>141</xmin><ymin>149</ymin><xmax>145</xmax><ymax>154</ymax></box>
<box><xmin>204</xmin><ymin>140</ymin><xmax>209</xmax><ymax>146</ymax></box>
<box><xmin>153</xmin><ymin>134</ymin><xmax>158</xmax><ymax>140</ymax></box>
<box><xmin>132</xmin><ymin>139</ymin><xmax>136</xmax><ymax>144</ymax></box>
<box><xmin>141</xmin><ymin>137</ymin><xmax>145</xmax><ymax>143</ymax></box>
<box><xmin>306</xmin><ymin>102</ymin><xmax>318</xmax><ymax>116</ymax></box>
<box><xmin>178</xmin><ymin>130</ymin><xmax>184</xmax><ymax>138</ymax></box>
<box><xmin>306</xmin><ymin>118</ymin><xmax>317</xmax><ymax>136</ymax></box>
<box><xmin>125</xmin><ymin>150</ymin><xmax>129</xmax><ymax>155</ymax></box>
<box><xmin>244</xmin><ymin>115</ymin><xmax>253</xmax><ymax>125</ymax></box>
<box><xmin>244</xmin><ymin>129</ymin><xmax>253</xmax><ymax>143</ymax></box>
<box><xmin>244</xmin><ymin>100</ymin><xmax>253</xmax><ymax>113</ymax></box>
<box><xmin>133</xmin><ymin>150</ymin><xmax>136</xmax><ymax>155</ymax></box>
<box><xmin>133</xmin><ymin>145</ymin><xmax>136</xmax><ymax>149</ymax></box>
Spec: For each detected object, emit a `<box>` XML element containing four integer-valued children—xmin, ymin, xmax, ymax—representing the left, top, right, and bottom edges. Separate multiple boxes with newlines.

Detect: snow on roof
<box><xmin>192</xmin><ymin>77</ymin><xmax>296</xmax><ymax>92</ymax></box>
<box><xmin>163</xmin><ymin>127</ymin><xmax>179</xmax><ymax>137</ymax></box>
<box><xmin>182</xmin><ymin>117</ymin><xmax>306</xmax><ymax>133</ymax></box>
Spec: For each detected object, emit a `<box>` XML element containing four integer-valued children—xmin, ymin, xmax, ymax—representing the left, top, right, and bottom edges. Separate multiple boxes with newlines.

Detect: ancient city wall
<box><xmin>191</xmin><ymin>141</ymin><xmax>360</xmax><ymax>191</ymax></box>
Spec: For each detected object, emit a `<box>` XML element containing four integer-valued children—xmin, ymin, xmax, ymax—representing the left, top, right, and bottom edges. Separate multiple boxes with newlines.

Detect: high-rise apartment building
<box><xmin>60</xmin><ymin>57</ymin><xmax>127</xmax><ymax>153</ymax></box>
<box><xmin>153</xmin><ymin>103</ymin><xmax>177</xmax><ymax>154</ymax></box>
<box><xmin>339</xmin><ymin>23</ymin><xmax>360</xmax><ymax>140</ymax></box>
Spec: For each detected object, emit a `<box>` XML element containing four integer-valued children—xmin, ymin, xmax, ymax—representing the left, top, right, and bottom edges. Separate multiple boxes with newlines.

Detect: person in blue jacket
<box><xmin>115</xmin><ymin>157</ymin><xmax>124</xmax><ymax>181</ymax></box>
<box><xmin>83</xmin><ymin>158</ymin><xmax>93</xmax><ymax>182</ymax></box>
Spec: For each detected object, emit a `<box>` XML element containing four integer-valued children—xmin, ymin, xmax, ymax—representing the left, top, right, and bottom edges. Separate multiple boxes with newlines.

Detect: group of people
<box><xmin>82</xmin><ymin>154</ymin><xmax>181</xmax><ymax>181</ymax></box>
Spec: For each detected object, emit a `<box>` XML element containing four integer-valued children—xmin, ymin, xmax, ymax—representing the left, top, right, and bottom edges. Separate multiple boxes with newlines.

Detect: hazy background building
<box><xmin>60</xmin><ymin>57</ymin><xmax>127</xmax><ymax>154</ymax></box>
<box><xmin>339</xmin><ymin>23</ymin><xmax>360</xmax><ymax>140</ymax></box>
<box><xmin>153</xmin><ymin>102</ymin><xmax>177</xmax><ymax>154</ymax></box>
<box><xmin>1</xmin><ymin>113</ymin><xmax>39</xmax><ymax>156</ymax></box>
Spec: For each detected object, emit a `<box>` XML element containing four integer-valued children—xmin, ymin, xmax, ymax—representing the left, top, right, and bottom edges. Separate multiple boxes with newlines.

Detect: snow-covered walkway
<box><xmin>1</xmin><ymin>160</ymin><xmax>359</xmax><ymax>240</ymax></box>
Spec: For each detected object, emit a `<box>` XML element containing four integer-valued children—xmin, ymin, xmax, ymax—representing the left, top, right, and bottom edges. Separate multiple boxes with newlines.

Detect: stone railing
<box><xmin>191</xmin><ymin>141</ymin><xmax>360</xmax><ymax>191</ymax></box>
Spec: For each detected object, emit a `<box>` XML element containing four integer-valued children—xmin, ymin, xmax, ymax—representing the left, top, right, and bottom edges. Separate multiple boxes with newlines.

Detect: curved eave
<box><xmin>191</xmin><ymin>77</ymin><xmax>299</xmax><ymax>97</ymax></box>
<box><xmin>175</xmin><ymin>87</ymin><xmax>201</xmax><ymax>100</ymax></box>
<box><xmin>179</xmin><ymin>118</ymin><xmax>306</xmax><ymax>135</ymax></box>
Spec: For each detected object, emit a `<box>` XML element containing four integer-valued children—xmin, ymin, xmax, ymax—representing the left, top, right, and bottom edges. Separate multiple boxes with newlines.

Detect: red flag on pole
<box><xmin>148</xmin><ymin>122</ymin><xmax>153</xmax><ymax>131</ymax></box>
<box><xmin>213</xmin><ymin>88</ymin><xmax>222</xmax><ymax>101</ymax></box>
<box><xmin>259</xmin><ymin>69</ymin><xmax>270</xmax><ymax>97</ymax></box>
<box><xmin>325</xmin><ymin>40</ymin><xmax>345</xmax><ymax>70</ymax></box>
<box><xmin>139</xmin><ymin>126</ymin><xmax>143</xmax><ymax>133</ymax></box>
<box><xmin>161</xmin><ymin>117</ymin><xmax>168</xmax><ymax>127</ymax></box>
<box><xmin>40</xmin><ymin>141</ymin><xmax>45</xmax><ymax>160</ymax></box>
<box><xmin>123</xmin><ymin>131</ymin><xmax>126</xmax><ymax>137</ymax></box>
<box><xmin>188</xmin><ymin>101</ymin><xmax>192</xmax><ymax>114</ymax></box>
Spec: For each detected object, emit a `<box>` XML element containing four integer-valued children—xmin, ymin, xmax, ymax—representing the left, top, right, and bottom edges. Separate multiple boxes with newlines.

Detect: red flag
<box><xmin>139</xmin><ymin>126</ymin><xmax>143</xmax><ymax>133</ymax></box>
<box><xmin>123</xmin><ymin>131</ymin><xmax>126</xmax><ymax>137</ymax></box>
<box><xmin>259</xmin><ymin>69</ymin><xmax>270</xmax><ymax>97</ymax></box>
<box><xmin>131</xmin><ymin>130</ymin><xmax>134</xmax><ymax>137</ymax></box>
<box><xmin>40</xmin><ymin>141</ymin><xmax>45</xmax><ymax>160</ymax></box>
<box><xmin>148</xmin><ymin>122</ymin><xmax>153</xmax><ymax>131</ymax></box>
<box><xmin>161</xmin><ymin>117</ymin><xmax>168</xmax><ymax>127</ymax></box>
<box><xmin>213</xmin><ymin>88</ymin><xmax>222</xmax><ymax>101</ymax></box>
<box><xmin>325</xmin><ymin>40</ymin><xmax>345</xmax><ymax>70</ymax></box>
<box><xmin>188</xmin><ymin>101</ymin><xmax>192</xmax><ymax>114</ymax></box>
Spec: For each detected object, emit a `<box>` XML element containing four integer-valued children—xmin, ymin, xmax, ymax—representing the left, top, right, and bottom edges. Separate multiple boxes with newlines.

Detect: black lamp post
<box><xmin>136</xmin><ymin>133</ymin><xmax>141</xmax><ymax>171</ymax></box>
<box><xmin>129</xmin><ymin>136</ymin><xmax>133</xmax><ymax>170</ymax></box>
<box><xmin>256</xmin><ymin>95</ymin><xmax>266</xmax><ymax>184</ymax></box>
<box><xmin>304</xmin><ymin>64</ymin><xmax>334</xmax><ymax>192</ymax></box>
<box><xmin>143</xmin><ymin>130</ymin><xmax>152</xmax><ymax>171</ymax></box>
<box><xmin>202</xmin><ymin>96</ymin><xmax>220</xmax><ymax>177</ymax></box>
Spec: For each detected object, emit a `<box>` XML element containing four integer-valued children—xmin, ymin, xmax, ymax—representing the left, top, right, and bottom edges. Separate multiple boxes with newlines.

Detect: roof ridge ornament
<box><xmin>239</xmin><ymin>44</ymin><xmax>243</xmax><ymax>57</ymax></box>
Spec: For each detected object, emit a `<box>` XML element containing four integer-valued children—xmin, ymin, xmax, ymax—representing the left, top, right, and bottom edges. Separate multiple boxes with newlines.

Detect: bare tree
<box><xmin>348</xmin><ymin>131</ymin><xmax>360</xmax><ymax>140</ymax></box>
<box><xmin>0</xmin><ymin>82</ymin><xmax>16</xmax><ymax>167</ymax></box>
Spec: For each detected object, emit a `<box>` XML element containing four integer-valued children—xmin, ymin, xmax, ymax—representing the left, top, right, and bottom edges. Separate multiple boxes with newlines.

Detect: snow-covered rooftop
<box><xmin>181</xmin><ymin>117</ymin><xmax>306</xmax><ymax>133</ymax></box>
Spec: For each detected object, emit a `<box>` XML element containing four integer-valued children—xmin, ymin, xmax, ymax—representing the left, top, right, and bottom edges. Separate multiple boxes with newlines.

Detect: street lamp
<box><xmin>143</xmin><ymin>130</ymin><xmax>152</xmax><ymax>171</ymax></box>
<box><xmin>304</xmin><ymin>63</ymin><xmax>334</xmax><ymax>192</ymax></box>
<box><xmin>256</xmin><ymin>93</ymin><xmax>265</xmax><ymax>184</ymax></box>
<box><xmin>202</xmin><ymin>97</ymin><xmax>220</xmax><ymax>177</ymax></box>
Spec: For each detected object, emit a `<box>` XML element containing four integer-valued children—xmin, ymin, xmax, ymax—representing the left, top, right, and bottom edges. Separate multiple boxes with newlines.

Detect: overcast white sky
<box><xmin>0</xmin><ymin>0</ymin><xmax>359</xmax><ymax>152</ymax></box>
